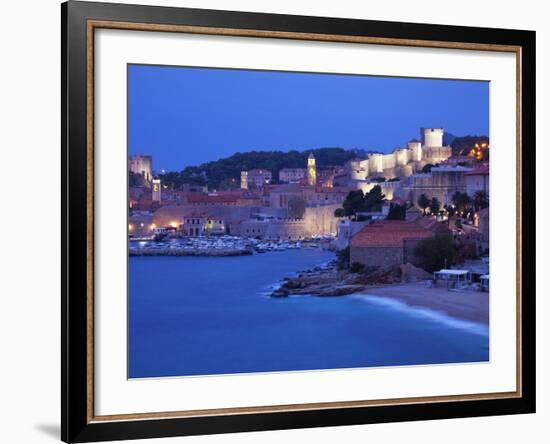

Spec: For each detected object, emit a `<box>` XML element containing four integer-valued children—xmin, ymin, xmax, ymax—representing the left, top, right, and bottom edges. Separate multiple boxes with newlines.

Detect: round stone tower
<box><xmin>408</xmin><ymin>139</ymin><xmax>422</xmax><ymax>162</ymax></box>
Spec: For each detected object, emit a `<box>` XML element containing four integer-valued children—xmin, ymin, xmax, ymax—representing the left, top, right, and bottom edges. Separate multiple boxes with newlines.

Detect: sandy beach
<box><xmin>361</xmin><ymin>282</ymin><xmax>489</xmax><ymax>325</ymax></box>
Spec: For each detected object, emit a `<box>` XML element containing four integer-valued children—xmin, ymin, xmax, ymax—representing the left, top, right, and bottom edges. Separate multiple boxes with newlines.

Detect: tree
<box><xmin>444</xmin><ymin>204</ymin><xmax>456</xmax><ymax>217</ymax></box>
<box><xmin>363</xmin><ymin>185</ymin><xmax>385</xmax><ymax>212</ymax></box>
<box><xmin>429</xmin><ymin>197</ymin><xmax>441</xmax><ymax>215</ymax></box>
<box><xmin>386</xmin><ymin>203</ymin><xmax>407</xmax><ymax>220</ymax></box>
<box><xmin>341</xmin><ymin>190</ymin><xmax>365</xmax><ymax>217</ymax></box>
<box><xmin>336</xmin><ymin>246</ymin><xmax>350</xmax><ymax>270</ymax></box>
<box><xmin>417</xmin><ymin>194</ymin><xmax>430</xmax><ymax>215</ymax></box>
<box><xmin>288</xmin><ymin>197</ymin><xmax>307</xmax><ymax>219</ymax></box>
<box><xmin>414</xmin><ymin>235</ymin><xmax>457</xmax><ymax>272</ymax></box>
<box><xmin>218</xmin><ymin>177</ymin><xmax>239</xmax><ymax>190</ymax></box>
<box><xmin>349</xmin><ymin>262</ymin><xmax>366</xmax><ymax>273</ymax></box>
<box><xmin>335</xmin><ymin>186</ymin><xmax>386</xmax><ymax>219</ymax></box>
<box><xmin>451</xmin><ymin>192</ymin><xmax>472</xmax><ymax>213</ymax></box>
<box><xmin>421</xmin><ymin>163</ymin><xmax>435</xmax><ymax>173</ymax></box>
<box><xmin>158</xmin><ymin>148</ymin><xmax>357</xmax><ymax>189</ymax></box>
<box><xmin>450</xmin><ymin>135</ymin><xmax>490</xmax><ymax>157</ymax></box>
<box><xmin>334</xmin><ymin>208</ymin><xmax>346</xmax><ymax>218</ymax></box>
<box><xmin>473</xmin><ymin>190</ymin><xmax>489</xmax><ymax>211</ymax></box>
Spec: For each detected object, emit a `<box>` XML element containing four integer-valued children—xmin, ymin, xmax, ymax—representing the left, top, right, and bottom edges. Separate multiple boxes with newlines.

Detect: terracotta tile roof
<box><xmin>414</xmin><ymin>216</ymin><xmax>451</xmax><ymax>234</ymax></box>
<box><xmin>351</xmin><ymin>220</ymin><xmax>433</xmax><ymax>248</ymax></box>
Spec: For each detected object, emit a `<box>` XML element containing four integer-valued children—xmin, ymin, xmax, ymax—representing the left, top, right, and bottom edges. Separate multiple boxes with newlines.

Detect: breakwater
<box><xmin>129</xmin><ymin>247</ymin><xmax>253</xmax><ymax>257</ymax></box>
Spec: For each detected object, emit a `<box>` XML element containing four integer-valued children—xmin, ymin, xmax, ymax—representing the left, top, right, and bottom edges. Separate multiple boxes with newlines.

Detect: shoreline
<box><xmin>272</xmin><ymin>262</ymin><xmax>489</xmax><ymax>325</ymax></box>
<box><xmin>348</xmin><ymin>282</ymin><xmax>488</xmax><ymax>325</ymax></box>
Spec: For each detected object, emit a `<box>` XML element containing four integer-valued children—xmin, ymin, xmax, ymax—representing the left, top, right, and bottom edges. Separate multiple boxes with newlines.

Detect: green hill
<box><xmin>450</xmin><ymin>135</ymin><xmax>490</xmax><ymax>156</ymax></box>
<box><xmin>160</xmin><ymin>148</ymin><xmax>358</xmax><ymax>190</ymax></box>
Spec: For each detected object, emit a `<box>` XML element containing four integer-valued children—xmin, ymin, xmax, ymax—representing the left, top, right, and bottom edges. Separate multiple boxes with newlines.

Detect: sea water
<box><xmin>129</xmin><ymin>249</ymin><xmax>489</xmax><ymax>378</ymax></box>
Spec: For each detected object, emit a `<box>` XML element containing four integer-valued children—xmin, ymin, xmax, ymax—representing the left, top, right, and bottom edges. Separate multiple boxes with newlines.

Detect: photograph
<box><xmin>55</xmin><ymin>1</ymin><xmax>537</xmax><ymax>442</ymax></box>
<box><xmin>127</xmin><ymin>64</ymin><xmax>491</xmax><ymax>379</ymax></box>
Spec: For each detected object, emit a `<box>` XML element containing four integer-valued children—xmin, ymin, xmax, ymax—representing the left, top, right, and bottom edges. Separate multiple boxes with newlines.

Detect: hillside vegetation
<box><xmin>160</xmin><ymin>148</ymin><xmax>357</xmax><ymax>190</ymax></box>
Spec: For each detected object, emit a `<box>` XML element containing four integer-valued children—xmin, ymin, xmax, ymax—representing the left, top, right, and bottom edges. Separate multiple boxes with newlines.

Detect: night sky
<box><xmin>128</xmin><ymin>64</ymin><xmax>489</xmax><ymax>172</ymax></box>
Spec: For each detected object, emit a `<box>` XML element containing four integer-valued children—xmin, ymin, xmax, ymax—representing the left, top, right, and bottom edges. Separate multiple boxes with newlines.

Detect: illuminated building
<box><xmin>307</xmin><ymin>152</ymin><xmax>317</xmax><ymax>186</ymax></box>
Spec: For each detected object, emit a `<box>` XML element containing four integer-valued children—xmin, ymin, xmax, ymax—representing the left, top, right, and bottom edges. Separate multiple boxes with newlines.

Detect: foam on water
<box><xmin>351</xmin><ymin>293</ymin><xmax>489</xmax><ymax>337</ymax></box>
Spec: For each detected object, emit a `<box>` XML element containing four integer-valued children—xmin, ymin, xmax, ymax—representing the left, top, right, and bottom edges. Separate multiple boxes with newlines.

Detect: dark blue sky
<box><xmin>128</xmin><ymin>64</ymin><xmax>489</xmax><ymax>171</ymax></box>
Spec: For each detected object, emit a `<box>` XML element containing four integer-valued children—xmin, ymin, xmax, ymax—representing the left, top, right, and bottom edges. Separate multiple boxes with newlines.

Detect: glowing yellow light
<box><xmin>128</xmin><ymin>224</ymin><xmax>133</xmax><ymax>231</ymax></box>
<box><xmin>150</xmin><ymin>223</ymin><xmax>156</xmax><ymax>230</ymax></box>
<box><xmin>169</xmin><ymin>221</ymin><xmax>178</xmax><ymax>228</ymax></box>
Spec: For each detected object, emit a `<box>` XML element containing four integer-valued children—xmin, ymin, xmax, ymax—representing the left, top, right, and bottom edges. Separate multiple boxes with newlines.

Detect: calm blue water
<box><xmin>129</xmin><ymin>249</ymin><xmax>489</xmax><ymax>378</ymax></box>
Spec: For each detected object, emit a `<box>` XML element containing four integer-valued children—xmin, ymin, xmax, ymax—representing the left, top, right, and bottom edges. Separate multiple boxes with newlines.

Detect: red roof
<box><xmin>414</xmin><ymin>216</ymin><xmax>451</xmax><ymax>234</ymax></box>
<box><xmin>351</xmin><ymin>220</ymin><xmax>433</xmax><ymax>248</ymax></box>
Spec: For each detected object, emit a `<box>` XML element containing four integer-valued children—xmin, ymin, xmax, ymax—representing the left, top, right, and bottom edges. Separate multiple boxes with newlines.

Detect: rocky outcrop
<box><xmin>399</xmin><ymin>262</ymin><xmax>433</xmax><ymax>282</ymax></box>
<box><xmin>271</xmin><ymin>262</ymin><xmax>429</xmax><ymax>298</ymax></box>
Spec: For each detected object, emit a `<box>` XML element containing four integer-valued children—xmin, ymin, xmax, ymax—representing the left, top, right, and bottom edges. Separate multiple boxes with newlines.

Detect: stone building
<box><xmin>240</xmin><ymin>169</ymin><xmax>272</xmax><ymax>189</ymax></box>
<box><xmin>129</xmin><ymin>155</ymin><xmax>153</xmax><ymax>182</ymax></box>
<box><xmin>230</xmin><ymin>203</ymin><xmax>340</xmax><ymax>240</ymax></box>
<box><xmin>350</xmin><ymin>220</ymin><xmax>433</xmax><ymax>269</ymax></box>
<box><xmin>334</xmin><ymin>219</ymin><xmax>370</xmax><ymax>249</ymax></box>
<box><xmin>279</xmin><ymin>168</ymin><xmax>306</xmax><ymax>183</ymax></box>
<box><xmin>396</xmin><ymin>166</ymin><xmax>472</xmax><ymax>206</ymax></box>
<box><xmin>345</xmin><ymin>127</ymin><xmax>452</xmax><ymax>185</ymax></box>
<box><xmin>128</xmin><ymin>212</ymin><xmax>154</xmax><ymax>238</ymax></box>
<box><xmin>181</xmin><ymin>213</ymin><xmax>226</xmax><ymax>236</ymax></box>
<box><xmin>268</xmin><ymin>183</ymin><xmax>349</xmax><ymax>209</ymax></box>
<box><xmin>152</xmin><ymin>205</ymin><xmax>255</xmax><ymax>229</ymax></box>
<box><xmin>465</xmin><ymin>165</ymin><xmax>490</xmax><ymax>197</ymax></box>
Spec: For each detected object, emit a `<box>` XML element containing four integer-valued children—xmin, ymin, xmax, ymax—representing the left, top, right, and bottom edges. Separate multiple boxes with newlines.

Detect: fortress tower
<box><xmin>422</xmin><ymin>128</ymin><xmax>444</xmax><ymax>147</ymax></box>
<box><xmin>128</xmin><ymin>154</ymin><xmax>153</xmax><ymax>182</ymax></box>
<box><xmin>307</xmin><ymin>152</ymin><xmax>317</xmax><ymax>186</ymax></box>
<box><xmin>408</xmin><ymin>139</ymin><xmax>422</xmax><ymax>162</ymax></box>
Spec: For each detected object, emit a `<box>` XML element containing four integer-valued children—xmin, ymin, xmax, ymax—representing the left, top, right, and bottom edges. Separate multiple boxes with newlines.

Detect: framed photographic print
<box><xmin>61</xmin><ymin>1</ymin><xmax>536</xmax><ymax>442</ymax></box>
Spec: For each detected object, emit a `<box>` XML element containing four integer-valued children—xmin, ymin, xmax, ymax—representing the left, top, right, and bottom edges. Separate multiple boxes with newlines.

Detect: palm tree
<box><xmin>429</xmin><ymin>197</ymin><xmax>441</xmax><ymax>215</ymax></box>
<box><xmin>452</xmin><ymin>191</ymin><xmax>471</xmax><ymax>213</ymax></box>
<box><xmin>417</xmin><ymin>194</ymin><xmax>430</xmax><ymax>215</ymax></box>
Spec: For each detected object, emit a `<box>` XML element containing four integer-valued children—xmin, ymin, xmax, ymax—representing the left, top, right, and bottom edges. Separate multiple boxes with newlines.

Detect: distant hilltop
<box><xmin>155</xmin><ymin>134</ymin><xmax>488</xmax><ymax>190</ymax></box>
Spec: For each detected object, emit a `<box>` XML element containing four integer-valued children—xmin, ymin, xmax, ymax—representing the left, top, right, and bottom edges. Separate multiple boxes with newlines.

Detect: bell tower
<box><xmin>240</xmin><ymin>171</ymin><xmax>248</xmax><ymax>189</ymax></box>
<box><xmin>307</xmin><ymin>152</ymin><xmax>317</xmax><ymax>186</ymax></box>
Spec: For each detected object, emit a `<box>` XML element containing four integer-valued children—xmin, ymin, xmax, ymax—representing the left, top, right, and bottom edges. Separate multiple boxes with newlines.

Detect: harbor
<box><xmin>129</xmin><ymin>234</ymin><xmax>332</xmax><ymax>256</ymax></box>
